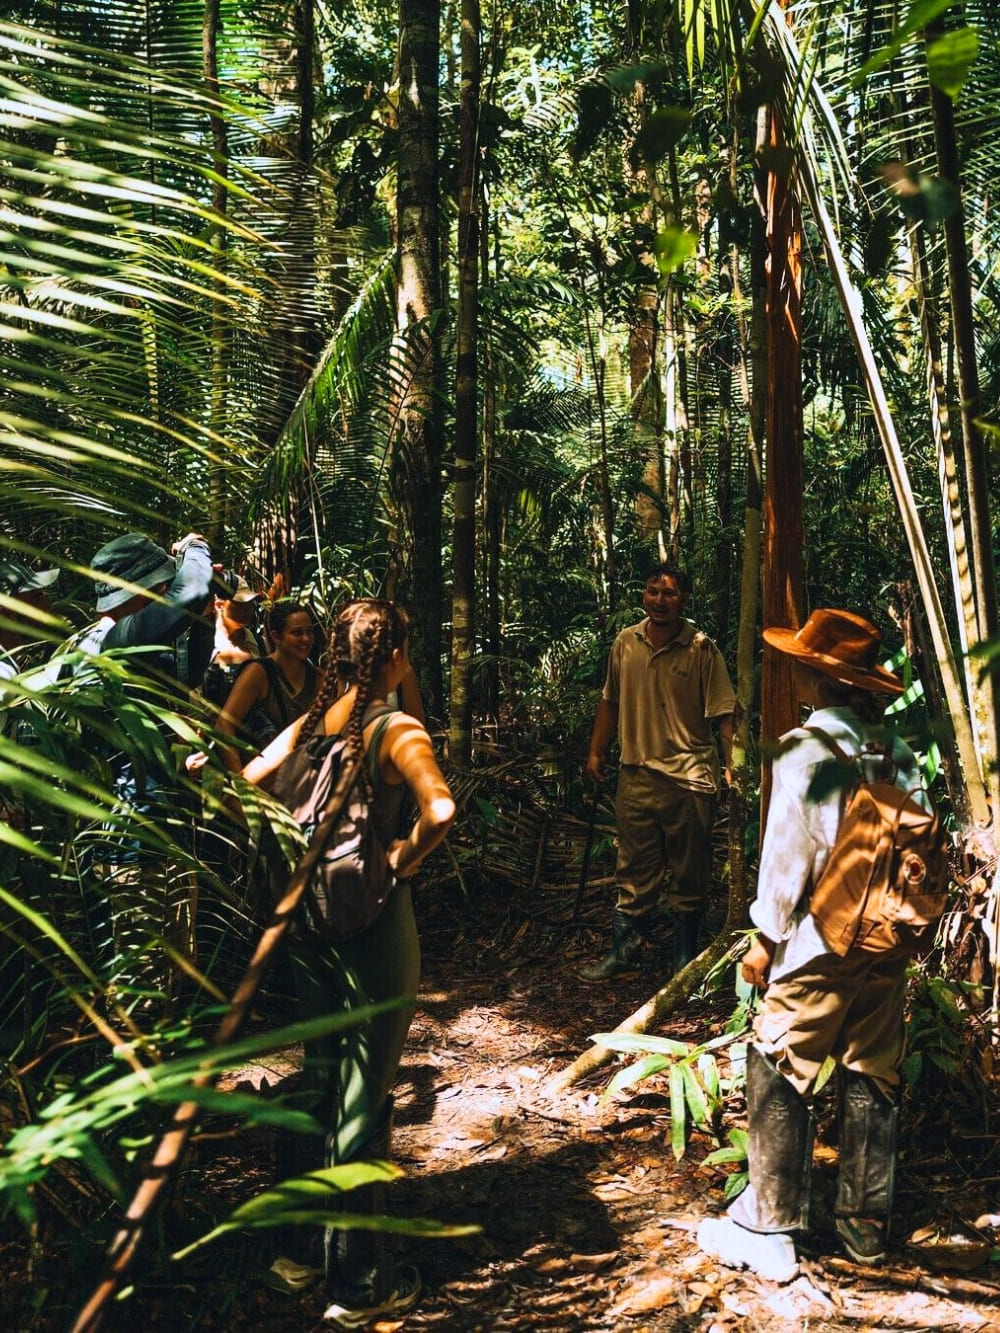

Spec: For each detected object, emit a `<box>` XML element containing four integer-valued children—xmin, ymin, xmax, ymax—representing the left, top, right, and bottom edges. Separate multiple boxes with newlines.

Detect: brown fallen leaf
<box><xmin>607</xmin><ymin>1275</ymin><xmax>679</xmax><ymax>1317</ymax></box>
<box><xmin>569</xmin><ymin>1251</ymin><xmax>619</xmax><ymax>1273</ymax></box>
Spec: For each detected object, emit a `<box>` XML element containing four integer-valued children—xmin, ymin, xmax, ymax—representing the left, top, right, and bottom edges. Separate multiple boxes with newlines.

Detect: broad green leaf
<box><xmin>723</xmin><ymin>1170</ymin><xmax>749</xmax><ymax>1201</ymax></box>
<box><xmin>697</xmin><ymin>1053</ymin><xmax>721</xmax><ymax>1103</ymax></box>
<box><xmin>679</xmin><ymin>1063</ymin><xmax>711</xmax><ymax>1131</ymax></box>
<box><xmin>601</xmin><ymin>1053</ymin><xmax>671</xmax><ymax>1102</ymax></box>
<box><xmin>592</xmin><ymin>1032</ymin><xmax>690</xmax><ymax>1058</ymax></box>
<box><xmin>653</xmin><ymin>228</ymin><xmax>697</xmax><ymax>279</ymax></box>
<box><xmin>228</xmin><ymin>1164</ymin><xmax>400</xmax><ymax>1222</ymax></box>
<box><xmin>701</xmin><ymin>1144</ymin><xmax>746</xmax><ymax>1167</ymax></box>
<box><xmin>926</xmin><ymin>28</ymin><xmax>978</xmax><ymax>99</ymax></box>
<box><xmin>669</xmin><ymin>1064</ymin><xmax>687</xmax><ymax>1161</ymax></box>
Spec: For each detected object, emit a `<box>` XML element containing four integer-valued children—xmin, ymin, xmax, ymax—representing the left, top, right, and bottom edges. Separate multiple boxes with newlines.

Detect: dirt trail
<box><xmin>384</xmin><ymin>904</ymin><xmax>999</xmax><ymax>1331</ymax></box>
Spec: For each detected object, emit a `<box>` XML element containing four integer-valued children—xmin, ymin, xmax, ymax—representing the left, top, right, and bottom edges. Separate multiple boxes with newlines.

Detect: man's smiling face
<box><xmin>643</xmin><ymin>575</ymin><xmax>687</xmax><ymax>631</ymax></box>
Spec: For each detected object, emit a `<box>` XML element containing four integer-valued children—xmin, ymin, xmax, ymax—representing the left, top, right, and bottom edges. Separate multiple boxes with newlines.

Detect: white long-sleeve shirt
<box><xmin>752</xmin><ymin>705</ymin><xmax>930</xmax><ymax>983</ymax></box>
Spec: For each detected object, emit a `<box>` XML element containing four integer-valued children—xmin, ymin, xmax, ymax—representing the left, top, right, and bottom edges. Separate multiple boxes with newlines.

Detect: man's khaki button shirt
<box><xmin>602</xmin><ymin>617</ymin><xmax>735</xmax><ymax>793</ymax></box>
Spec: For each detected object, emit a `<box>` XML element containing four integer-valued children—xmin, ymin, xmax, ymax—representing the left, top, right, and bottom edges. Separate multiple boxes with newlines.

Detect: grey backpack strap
<box><xmin>362</xmin><ymin>705</ymin><xmax>400</xmax><ymax>785</ymax></box>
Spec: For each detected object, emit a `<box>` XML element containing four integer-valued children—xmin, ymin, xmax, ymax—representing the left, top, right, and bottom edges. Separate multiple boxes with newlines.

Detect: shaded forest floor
<box><xmin>11</xmin><ymin>878</ymin><xmax>1000</xmax><ymax>1331</ymax></box>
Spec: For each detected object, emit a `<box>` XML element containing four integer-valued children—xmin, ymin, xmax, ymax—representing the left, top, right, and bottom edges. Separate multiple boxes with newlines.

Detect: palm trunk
<box><xmin>448</xmin><ymin>0</ymin><xmax>481</xmax><ymax>764</ymax></box>
<box><xmin>926</xmin><ymin>18</ymin><xmax>1000</xmax><ymax>817</ymax></box>
<box><xmin>729</xmin><ymin>118</ymin><xmax>765</xmax><ymax>924</ymax></box>
<box><xmin>760</xmin><ymin>105</ymin><xmax>805</xmax><ymax>810</ymax></box>
<box><xmin>203</xmin><ymin>0</ymin><xmax>229</xmax><ymax>549</ymax></box>
<box><xmin>793</xmin><ymin>135</ymin><xmax>990</xmax><ymax>833</ymax></box>
<box><xmin>394</xmin><ymin>0</ymin><xmax>444</xmax><ymax>716</ymax></box>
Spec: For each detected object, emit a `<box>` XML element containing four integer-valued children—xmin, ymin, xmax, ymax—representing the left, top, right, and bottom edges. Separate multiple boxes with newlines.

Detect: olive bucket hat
<box><xmin>91</xmin><ymin>533</ymin><xmax>177</xmax><ymax>613</ymax></box>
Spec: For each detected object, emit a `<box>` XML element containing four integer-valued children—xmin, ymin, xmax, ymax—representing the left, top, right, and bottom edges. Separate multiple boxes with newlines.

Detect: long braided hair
<box><xmin>299</xmin><ymin>599</ymin><xmax>409</xmax><ymax>758</ymax></box>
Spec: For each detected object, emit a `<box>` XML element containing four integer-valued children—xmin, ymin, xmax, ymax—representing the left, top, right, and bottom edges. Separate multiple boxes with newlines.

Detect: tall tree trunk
<box><xmin>448</xmin><ymin>0</ymin><xmax>481</xmax><ymax>764</ymax></box>
<box><xmin>631</xmin><ymin>280</ymin><xmax>665</xmax><ymax>540</ymax></box>
<box><xmin>760</xmin><ymin>105</ymin><xmax>804</xmax><ymax>809</ymax></box>
<box><xmin>729</xmin><ymin>119</ymin><xmax>765</xmax><ymax>923</ymax></box>
<box><xmin>792</xmin><ymin>133</ymin><xmax>991</xmax><ymax>835</ymax></box>
<box><xmin>394</xmin><ymin>0</ymin><xmax>444</xmax><ymax>716</ymax></box>
<box><xmin>927</xmin><ymin>18</ymin><xmax>1000</xmax><ymax>818</ymax></box>
<box><xmin>203</xmin><ymin>0</ymin><xmax>229</xmax><ymax>550</ymax></box>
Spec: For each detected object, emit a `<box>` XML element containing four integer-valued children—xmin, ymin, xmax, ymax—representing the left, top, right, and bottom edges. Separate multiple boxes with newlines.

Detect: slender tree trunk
<box><xmin>631</xmin><ymin>280</ymin><xmax>665</xmax><ymax>540</ymax></box>
<box><xmin>909</xmin><ymin>220</ymin><xmax>979</xmax><ymax>801</ymax></box>
<box><xmin>760</xmin><ymin>105</ymin><xmax>804</xmax><ymax>810</ymax></box>
<box><xmin>203</xmin><ymin>0</ymin><xmax>229</xmax><ymax>549</ymax></box>
<box><xmin>448</xmin><ymin>0</ymin><xmax>481</xmax><ymax>764</ymax></box>
<box><xmin>793</xmin><ymin>132</ymin><xmax>991</xmax><ymax>835</ymax></box>
<box><xmin>927</xmin><ymin>18</ymin><xmax>1000</xmax><ymax>817</ymax></box>
<box><xmin>394</xmin><ymin>0</ymin><xmax>444</xmax><ymax>716</ymax></box>
<box><xmin>729</xmin><ymin>120</ymin><xmax>764</xmax><ymax>926</ymax></box>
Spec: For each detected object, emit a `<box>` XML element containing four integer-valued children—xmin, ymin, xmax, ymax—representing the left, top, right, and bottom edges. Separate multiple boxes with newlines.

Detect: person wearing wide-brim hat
<box><xmin>75</xmin><ymin>530</ymin><xmax>216</xmax><ymax>1006</ymax></box>
<box><xmin>699</xmin><ymin>608</ymin><xmax>932</xmax><ymax>1283</ymax></box>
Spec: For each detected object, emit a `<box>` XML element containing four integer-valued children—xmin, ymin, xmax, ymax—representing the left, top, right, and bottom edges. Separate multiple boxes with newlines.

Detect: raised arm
<box><xmin>381</xmin><ymin>715</ymin><xmax>455</xmax><ymax>879</ymax></box>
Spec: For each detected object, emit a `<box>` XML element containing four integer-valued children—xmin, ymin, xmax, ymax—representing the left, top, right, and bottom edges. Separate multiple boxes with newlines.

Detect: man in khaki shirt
<box><xmin>581</xmin><ymin>564</ymin><xmax>735</xmax><ymax>981</ymax></box>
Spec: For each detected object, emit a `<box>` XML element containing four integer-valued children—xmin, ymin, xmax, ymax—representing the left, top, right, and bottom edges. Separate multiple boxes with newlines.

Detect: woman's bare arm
<box><xmin>241</xmin><ymin>714</ymin><xmax>309</xmax><ymax>788</ymax></box>
<box><xmin>382</xmin><ymin>715</ymin><xmax>455</xmax><ymax>878</ymax></box>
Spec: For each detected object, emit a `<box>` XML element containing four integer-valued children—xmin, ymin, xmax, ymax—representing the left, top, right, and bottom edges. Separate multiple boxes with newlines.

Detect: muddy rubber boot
<box><xmin>834</xmin><ymin>1069</ymin><xmax>897</xmax><ymax>1265</ymax></box>
<box><xmin>323</xmin><ymin>1097</ymin><xmax>421</xmax><ymax>1328</ymax></box>
<box><xmin>728</xmin><ymin>1045</ymin><xmax>814</xmax><ymax>1234</ymax></box>
<box><xmin>579</xmin><ymin>908</ymin><xmax>648</xmax><ymax>982</ymax></box>
<box><xmin>672</xmin><ymin>911</ymin><xmax>702</xmax><ymax>972</ymax></box>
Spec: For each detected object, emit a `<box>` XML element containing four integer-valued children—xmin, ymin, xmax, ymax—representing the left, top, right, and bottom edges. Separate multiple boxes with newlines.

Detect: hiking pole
<box><xmin>569</xmin><ymin>776</ymin><xmax>606</xmax><ymax>927</ymax></box>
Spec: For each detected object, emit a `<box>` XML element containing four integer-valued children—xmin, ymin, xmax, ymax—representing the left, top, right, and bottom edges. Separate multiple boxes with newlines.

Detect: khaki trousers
<box><xmin>754</xmin><ymin>947</ymin><xmax>909</xmax><ymax>1100</ymax></box>
<box><xmin>614</xmin><ymin>765</ymin><xmax>715</xmax><ymax>915</ymax></box>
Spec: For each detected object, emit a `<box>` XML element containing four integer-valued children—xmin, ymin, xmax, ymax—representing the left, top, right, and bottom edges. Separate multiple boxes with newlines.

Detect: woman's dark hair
<box><xmin>300</xmin><ymin>599</ymin><xmax>409</xmax><ymax>752</ymax></box>
<box><xmin>263</xmin><ymin>599</ymin><xmax>313</xmax><ymax>648</ymax></box>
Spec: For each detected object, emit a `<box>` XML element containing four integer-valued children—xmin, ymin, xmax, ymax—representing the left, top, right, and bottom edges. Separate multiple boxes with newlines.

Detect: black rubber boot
<box><xmin>834</xmin><ymin>1069</ymin><xmax>898</xmax><ymax>1264</ymax></box>
<box><xmin>579</xmin><ymin>908</ymin><xmax>648</xmax><ymax>982</ymax></box>
<box><xmin>672</xmin><ymin>911</ymin><xmax>702</xmax><ymax>972</ymax></box>
<box><xmin>323</xmin><ymin>1097</ymin><xmax>420</xmax><ymax>1327</ymax></box>
<box><xmin>728</xmin><ymin>1045</ymin><xmax>814</xmax><ymax>1234</ymax></box>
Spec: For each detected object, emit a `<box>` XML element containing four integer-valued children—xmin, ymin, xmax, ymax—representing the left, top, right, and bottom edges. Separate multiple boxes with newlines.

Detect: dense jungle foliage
<box><xmin>1</xmin><ymin>0</ymin><xmax>1000</xmax><ymax>1325</ymax></box>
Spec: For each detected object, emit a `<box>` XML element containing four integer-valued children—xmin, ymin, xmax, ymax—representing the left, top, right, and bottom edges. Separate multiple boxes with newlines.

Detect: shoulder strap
<box><xmin>803</xmin><ymin>727</ymin><xmax>853</xmax><ymax>765</ymax></box>
<box><xmin>805</xmin><ymin>725</ymin><xmax>899</xmax><ymax>786</ymax></box>
<box><xmin>362</xmin><ymin>705</ymin><xmax>401</xmax><ymax>786</ymax></box>
<box><xmin>259</xmin><ymin>657</ymin><xmax>291</xmax><ymax>726</ymax></box>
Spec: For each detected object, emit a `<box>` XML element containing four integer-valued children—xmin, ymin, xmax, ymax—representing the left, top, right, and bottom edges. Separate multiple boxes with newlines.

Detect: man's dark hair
<box><xmin>642</xmin><ymin>561</ymin><xmax>691</xmax><ymax>596</ymax></box>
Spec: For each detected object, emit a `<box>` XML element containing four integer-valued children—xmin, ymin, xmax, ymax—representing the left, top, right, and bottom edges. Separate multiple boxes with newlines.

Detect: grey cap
<box><xmin>91</xmin><ymin>533</ymin><xmax>177</xmax><ymax>613</ymax></box>
<box><xmin>0</xmin><ymin>557</ymin><xmax>59</xmax><ymax>597</ymax></box>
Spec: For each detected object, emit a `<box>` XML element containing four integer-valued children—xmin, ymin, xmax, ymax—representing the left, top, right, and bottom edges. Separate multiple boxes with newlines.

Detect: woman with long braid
<box><xmin>243</xmin><ymin>599</ymin><xmax>454</xmax><ymax>1327</ymax></box>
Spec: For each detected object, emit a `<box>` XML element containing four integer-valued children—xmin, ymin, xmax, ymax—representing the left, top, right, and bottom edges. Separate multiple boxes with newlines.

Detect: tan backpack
<box><xmin>806</xmin><ymin>730</ymin><xmax>949</xmax><ymax>956</ymax></box>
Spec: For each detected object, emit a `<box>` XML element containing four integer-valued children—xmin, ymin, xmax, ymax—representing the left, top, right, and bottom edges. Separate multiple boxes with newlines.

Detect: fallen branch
<box><xmin>541</xmin><ymin>927</ymin><xmax>737</xmax><ymax>1098</ymax></box>
<box><xmin>823</xmin><ymin>1255</ymin><xmax>1000</xmax><ymax>1301</ymax></box>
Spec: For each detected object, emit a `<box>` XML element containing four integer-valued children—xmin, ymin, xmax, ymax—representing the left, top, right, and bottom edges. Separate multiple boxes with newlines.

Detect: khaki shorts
<box><xmin>754</xmin><ymin>947</ymin><xmax>909</xmax><ymax>1099</ymax></box>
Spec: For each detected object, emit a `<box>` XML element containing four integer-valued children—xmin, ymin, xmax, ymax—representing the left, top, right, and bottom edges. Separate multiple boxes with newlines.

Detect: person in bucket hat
<box><xmin>0</xmin><ymin>556</ymin><xmax>59</xmax><ymax>669</ymax></box>
<box><xmin>75</xmin><ymin>530</ymin><xmax>215</xmax><ymax>1006</ymax></box>
<box><xmin>698</xmin><ymin>608</ymin><xmax>932</xmax><ymax>1282</ymax></box>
